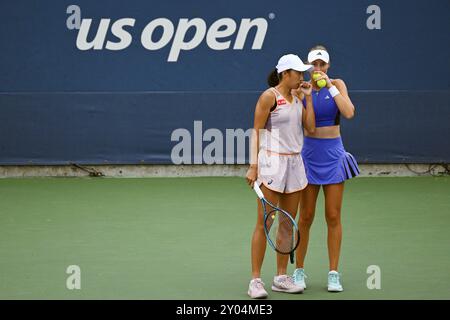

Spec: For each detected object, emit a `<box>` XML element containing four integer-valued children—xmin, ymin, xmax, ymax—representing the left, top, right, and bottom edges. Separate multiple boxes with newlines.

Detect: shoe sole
<box><xmin>248</xmin><ymin>290</ymin><xmax>268</xmax><ymax>299</ymax></box>
<box><xmin>327</xmin><ymin>287</ymin><xmax>343</xmax><ymax>292</ymax></box>
<box><xmin>294</xmin><ymin>283</ymin><xmax>307</xmax><ymax>290</ymax></box>
<box><xmin>271</xmin><ymin>285</ymin><xmax>304</xmax><ymax>294</ymax></box>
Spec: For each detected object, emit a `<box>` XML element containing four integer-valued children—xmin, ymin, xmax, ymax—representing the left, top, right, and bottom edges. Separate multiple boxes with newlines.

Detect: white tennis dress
<box><xmin>256</xmin><ymin>87</ymin><xmax>308</xmax><ymax>193</ymax></box>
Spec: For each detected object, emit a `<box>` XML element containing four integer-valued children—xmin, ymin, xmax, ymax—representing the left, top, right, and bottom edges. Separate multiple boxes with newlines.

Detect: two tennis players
<box><xmin>246</xmin><ymin>47</ymin><xmax>359</xmax><ymax>298</ymax></box>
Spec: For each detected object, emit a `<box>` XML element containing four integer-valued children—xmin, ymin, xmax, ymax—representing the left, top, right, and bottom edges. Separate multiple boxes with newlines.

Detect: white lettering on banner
<box><xmin>69</xmin><ymin>6</ymin><xmax>270</xmax><ymax>62</ymax></box>
<box><xmin>66</xmin><ymin>5</ymin><xmax>81</xmax><ymax>30</ymax></box>
<box><xmin>141</xmin><ymin>18</ymin><xmax>175</xmax><ymax>50</ymax></box>
<box><xmin>366</xmin><ymin>5</ymin><xmax>381</xmax><ymax>30</ymax></box>
<box><xmin>206</xmin><ymin>18</ymin><xmax>237</xmax><ymax>50</ymax></box>
<box><xmin>106</xmin><ymin>18</ymin><xmax>135</xmax><ymax>50</ymax></box>
<box><xmin>233</xmin><ymin>18</ymin><xmax>267</xmax><ymax>50</ymax></box>
<box><xmin>76</xmin><ymin>19</ymin><xmax>112</xmax><ymax>50</ymax></box>
<box><xmin>167</xmin><ymin>18</ymin><xmax>207</xmax><ymax>62</ymax></box>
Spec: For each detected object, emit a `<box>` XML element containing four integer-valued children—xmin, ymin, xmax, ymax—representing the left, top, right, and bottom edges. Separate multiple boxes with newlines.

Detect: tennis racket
<box><xmin>253</xmin><ymin>183</ymin><xmax>300</xmax><ymax>264</ymax></box>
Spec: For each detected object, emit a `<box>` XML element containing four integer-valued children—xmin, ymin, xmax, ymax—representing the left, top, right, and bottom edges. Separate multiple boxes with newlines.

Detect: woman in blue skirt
<box><xmin>293</xmin><ymin>45</ymin><xmax>359</xmax><ymax>292</ymax></box>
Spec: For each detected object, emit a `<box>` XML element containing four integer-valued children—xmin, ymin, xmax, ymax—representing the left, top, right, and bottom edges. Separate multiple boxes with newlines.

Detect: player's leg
<box><xmin>323</xmin><ymin>182</ymin><xmax>345</xmax><ymax>292</ymax></box>
<box><xmin>271</xmin><ymin>190</ymin><xmax>304</xmax><ymax>293</ymax></box>
<box><xmin>292</xmin><ymin>184</ymin><xmax>320</xmax><ymax>289</ymax></box>
<box><xmin>251</xmin><ymin>183</ymin><xmax>280</xmax><ymax>278</ymax></box>
<box><xmin>276</xmin><ymin>191</ymin><xmax>301</xmax><ymax>276</ymax></box>
<box><xmin>295</xmin><ymin>184</ymin><xmax>320</xmax><ymax>268</ymax></box>
<box><xmin>249</xmin><ymin>183</ymin><xmax>280</xmax><ymax>298</ymax></box>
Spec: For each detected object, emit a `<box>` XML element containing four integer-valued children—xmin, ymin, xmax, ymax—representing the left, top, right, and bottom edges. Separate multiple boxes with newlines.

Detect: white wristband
<box><xmin>328</xmin><ymin>85</ymin><xmax>340</xmax><ymax>98</ymax></box>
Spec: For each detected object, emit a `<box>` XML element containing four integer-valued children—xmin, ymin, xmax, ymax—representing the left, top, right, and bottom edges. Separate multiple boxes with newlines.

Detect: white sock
<box><xmin>329</xmin><ymin>270</ymin><xmax>339</xmax><ymax>274</ymax></box>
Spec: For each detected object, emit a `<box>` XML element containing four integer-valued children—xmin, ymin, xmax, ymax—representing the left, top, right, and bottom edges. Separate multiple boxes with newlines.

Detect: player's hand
<box><xmin>313</xmin><ymin>70</ymin><xmax>332</xmax><ymax>88</ymax></box>
<box><xmin>299</xmin><ymin>81</ymin><xmax>312</xmax><ymax>96</ymax></box>
<box><xmin>246</xmin><ymin>166</ymin><xmax>258</xmax><ymax>187</ymax></box>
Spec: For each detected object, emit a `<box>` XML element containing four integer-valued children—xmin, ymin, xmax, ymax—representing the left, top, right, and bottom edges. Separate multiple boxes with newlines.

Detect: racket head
<box><xmin>261</xmin><ymin>199</ymin><xmax>300</xmax><ymax>255</ymax></box>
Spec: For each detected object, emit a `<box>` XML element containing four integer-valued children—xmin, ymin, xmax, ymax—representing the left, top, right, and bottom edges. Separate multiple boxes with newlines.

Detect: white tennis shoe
<box><xmin>293</xmin><ymin>268</ymin><xmax>307</xmax><ymax>290</ymax></box>
<box><xmin>328</xmin><ymin>270</ymin><xmax>343</xmax><ymax>292</ymax></box>
<box><xmin>248</xmin><ymin>278</ymin><xmax>268</xmax><ymax>299</ymax></box>
<box><xmin>272</xmin><ymin>275</ymin><xmax>304</xmax><ymax>293</ymax></box>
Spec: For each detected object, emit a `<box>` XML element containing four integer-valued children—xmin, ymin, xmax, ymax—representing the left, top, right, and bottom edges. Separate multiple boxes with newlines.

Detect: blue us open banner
<box><xmin>0</xmin><ymin>0</ymin><xmax>449</xmax><ymax>164</ymax></box>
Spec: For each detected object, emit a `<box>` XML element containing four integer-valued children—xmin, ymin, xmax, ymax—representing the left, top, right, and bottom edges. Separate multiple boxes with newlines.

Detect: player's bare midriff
<box><xmin>304</xmin><ymin>125</ymin><xmax>341</xmax><ymax>139</ymax></box>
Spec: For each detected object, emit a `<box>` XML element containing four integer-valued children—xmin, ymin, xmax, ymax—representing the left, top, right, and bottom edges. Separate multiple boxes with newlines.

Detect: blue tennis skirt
<box><xmin>301</xmin><ymin>136</ymin><xmax>360</xmax><ymax>185</ymax></box>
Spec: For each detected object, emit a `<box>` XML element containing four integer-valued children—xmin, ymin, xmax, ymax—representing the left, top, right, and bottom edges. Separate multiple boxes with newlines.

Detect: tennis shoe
<box><xmin>248</xmin><ymin>278</ymin><xmax>268</xmax><ymax>299</ymax></box>
<box><xmin>272</xmin><ymin>275</ymin><xmax>304</xmax><ymax>293</ymax></box>
<box><xmin>328</xmin><ymin>271</ymin><xmax>343</xmax><ymax>292</ymax></box>
<box><xmin>293</xmin><ymin>268</ymin><xmax>307</xmax><ymax>289</ymax></box>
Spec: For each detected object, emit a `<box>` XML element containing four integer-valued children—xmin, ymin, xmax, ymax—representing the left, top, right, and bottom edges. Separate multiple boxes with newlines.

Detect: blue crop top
<box><xmin>303</xmin><ymin>87</ymin><xmax>340</xmax><ymax>127</ymax></box>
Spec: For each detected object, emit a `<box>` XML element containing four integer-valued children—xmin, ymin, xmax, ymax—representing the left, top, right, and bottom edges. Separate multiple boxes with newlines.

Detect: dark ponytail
<box><xmin>267</xmin><ymin>69</ymin><xmax>280</xmax><ymax>87</ymax></box>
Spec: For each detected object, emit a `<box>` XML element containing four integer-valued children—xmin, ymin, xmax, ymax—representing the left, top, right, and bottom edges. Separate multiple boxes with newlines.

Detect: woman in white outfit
<box><xmin>246</xmin><ymin>54</ymin><xmax>316</xmax><ymax>298</ymax></box>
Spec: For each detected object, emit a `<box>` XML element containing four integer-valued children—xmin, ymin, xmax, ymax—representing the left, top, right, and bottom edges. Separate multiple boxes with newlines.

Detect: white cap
<box><xmin>308</xmin><ymin>50</ymin><xmax>330</xmax><ymax>63</ymax></box>
<box><xmin>276</xmin><ymin>54</ymin><xmax>313</xmax><ymax>73</ymax></box>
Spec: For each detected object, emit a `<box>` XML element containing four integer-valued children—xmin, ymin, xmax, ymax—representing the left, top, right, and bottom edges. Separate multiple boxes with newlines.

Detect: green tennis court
<box><xmin>0</xmin><ymin>176</ymin><xmax>449</xmax><ymax>300</ymax></box>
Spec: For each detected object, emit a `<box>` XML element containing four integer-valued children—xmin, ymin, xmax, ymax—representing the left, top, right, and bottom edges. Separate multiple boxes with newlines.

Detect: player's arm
<box><xmin>299</xmin><ymin>83</ymin><xmax>315</xmax><ymax>134</ymax></box>
<box><xmin>331</xmin><ymin>78</ymin><xmax>355</xmax><ymax>119</ymax></box>
<box><xmin>246</xmin><ymin>90</ymin><xmax>274</xmax><ymax>186</ymax></box>
<box><xmin>314</xmin><ymin>71</ymin><xmax>355</xmax><ymax>119</ymax></box>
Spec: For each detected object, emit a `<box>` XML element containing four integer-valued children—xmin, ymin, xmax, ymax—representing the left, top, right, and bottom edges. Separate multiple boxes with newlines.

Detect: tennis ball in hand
<box><xmin>312</xmin><ymin>72</ymin><xmax>321</xmax><ymax>81</ymax></box>
<box><xmin>317</xmin><ymin>79</ymin><xmax>327</xmax><ymax>88</ymax></box>
<box><xmin>313</xmin><ymin>72</ymin><xmax>327</xmax><ymax>88</ymax></box>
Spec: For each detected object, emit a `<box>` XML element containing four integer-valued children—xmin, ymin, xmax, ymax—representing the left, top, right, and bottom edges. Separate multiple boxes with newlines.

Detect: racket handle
<box><xmin>253</xmin><ymin>183</ymin><xmax>264</xmax><ymax>199</ymax></box>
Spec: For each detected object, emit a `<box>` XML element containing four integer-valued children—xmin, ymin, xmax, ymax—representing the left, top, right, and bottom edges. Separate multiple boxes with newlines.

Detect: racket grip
<box><xmin>253</xmin><ymin>183</ymin><xmax>264</xmax><ymax>199</ymax></box>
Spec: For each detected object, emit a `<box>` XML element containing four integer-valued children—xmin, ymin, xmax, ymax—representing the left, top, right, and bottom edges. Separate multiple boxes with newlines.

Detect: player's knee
<box><xmin>254</xmin><ymin>222</ymin><xmax>266</xmax><ymax>233</ymax></box>
<box><xmin>325</xmin><ymin>209</ymin><xmax>341</xmax><ymax>227</ymax></box>
<box><xmin>299</xmin><ymin>211</ymin><xmax>314</xmax><ymax>228</ymax></box>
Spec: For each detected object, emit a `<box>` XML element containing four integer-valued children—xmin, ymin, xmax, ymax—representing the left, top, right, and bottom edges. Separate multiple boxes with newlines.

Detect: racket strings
<box><xmin>265</xmin><ymin>207</ymin><xmax>298</xmax><ymax>254</ymax></box>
